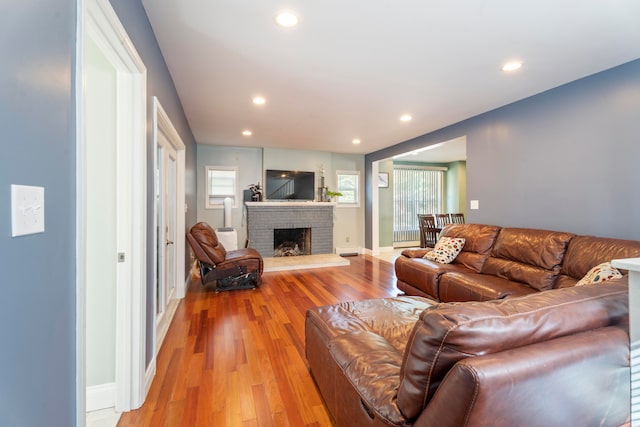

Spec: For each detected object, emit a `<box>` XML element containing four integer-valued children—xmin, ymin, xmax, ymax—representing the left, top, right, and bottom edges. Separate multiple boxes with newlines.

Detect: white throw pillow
<box><xmin>575</xmin><ymin>262</ymin><xmax>622</xmax><ymax>286</ymax></box>
<box><xmin>423</xmin><ymin>237</ymin><xmax>466</xmax><ymax>264</ymax></box>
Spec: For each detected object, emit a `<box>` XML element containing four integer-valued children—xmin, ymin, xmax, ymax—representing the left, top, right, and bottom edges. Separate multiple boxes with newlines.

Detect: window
<box><xmin>393</xmin><ymin>166</ymin><xmax>445</xmax><ymax>242</ymax></box>
<box><xmin>205</xmin><ymin>166</ymin><xmax>237</xmax><ymax>209</ymax></box>
<box><xmin>335</xmin><ymin>170</ymin><xmax>360</xmax><ymax>207</ymax></box>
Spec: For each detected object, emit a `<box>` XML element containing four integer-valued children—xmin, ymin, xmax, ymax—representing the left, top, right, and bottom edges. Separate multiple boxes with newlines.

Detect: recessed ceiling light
<box><xmin>274</xmin><ymin>10</ymin><xmax>299</xmax><ymax>28</ymax></box>
<box><xmin>242</xmin><ymin>130</ymin><xmax>252</xmax><ymax>136</ymax></box>
<box><xmin>352</xmin><ymin>139</ymin><xmax>361</xmax><ymax>145</ymax></box>
<box><xmin>400</xmin><ymin>114</ymin><xmax>412</xmax><ymax>122</ymax></box>
<box><xmin>502</xmin><ymin>61</ymin><xmax>523</xmax><ymax>72</ymax></box>
<box><xmin>252</xmin><ymin>96</ymin><xmax>266</xmax><ymax>105</ymax></box>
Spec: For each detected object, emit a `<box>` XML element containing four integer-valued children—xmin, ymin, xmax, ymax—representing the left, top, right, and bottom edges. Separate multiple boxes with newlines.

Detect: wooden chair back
<box><xmin>449</xmin><ymin>213</ymin><xmax>465</xmax><ymax>224</ymax></box>
<box><xmin>417</xmin><ymin>214</ymin><xmax>439</xmax><ymax>248</ymax></box>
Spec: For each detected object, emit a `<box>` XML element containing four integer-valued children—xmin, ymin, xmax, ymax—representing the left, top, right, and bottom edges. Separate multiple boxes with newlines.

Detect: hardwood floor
<box><xmin>117</xmin><ymin>255</ymin><xmax>401</xmax><ymax>426</ymax></box>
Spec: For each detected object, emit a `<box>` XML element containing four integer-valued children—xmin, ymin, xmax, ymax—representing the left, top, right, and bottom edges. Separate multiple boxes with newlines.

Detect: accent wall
<box><xmin>366</xmin><ymin>59</ymin><xmax>640</xmax><ymax>247</ymax></box>
<box><xmin>0</xmin><ymin>1</ymin><xmax>76</xmax><ymax>425</ymax></box>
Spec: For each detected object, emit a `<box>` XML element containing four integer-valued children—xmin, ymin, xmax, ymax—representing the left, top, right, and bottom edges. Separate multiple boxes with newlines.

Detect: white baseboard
<box><xmin>145</xmin><ymin>358</ymin><xmax>156</xmax><ymax>397</ymax></box>
<box><xmin>372</xmin><ymin>246</ymin><xmax>394</xmax><ymax>255</ymax></box>
<box><xmin>86</xmin><ymin>382</ymin><xmax>116</xmax><ymax>412</ymax></box>
<box><xmin>394</xmin><ymin>241</ymin><xmax>420</xmax><ymax>248</ymax></box>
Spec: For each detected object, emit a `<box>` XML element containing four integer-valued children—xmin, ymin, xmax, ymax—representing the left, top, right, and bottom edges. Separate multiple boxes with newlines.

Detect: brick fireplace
<box><xmin>245</xmin><ymin>202</ymin><xmax>334</xmax><ymax>257</ymax></box>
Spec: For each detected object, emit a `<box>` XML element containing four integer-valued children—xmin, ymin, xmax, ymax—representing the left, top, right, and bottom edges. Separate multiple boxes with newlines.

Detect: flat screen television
<box><xmin>265</xmin><ymin>169</ymin><xmax>315</xmax><ymax>201</ymax></box>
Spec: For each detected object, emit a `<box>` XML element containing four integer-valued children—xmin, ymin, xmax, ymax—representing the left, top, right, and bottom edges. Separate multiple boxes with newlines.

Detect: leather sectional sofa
<box><xmin>395</xmin><ymin>223</ymin><xmax>640</xmax><ymax>301</ymax></box>
<box><xmin>305</xmin><ymin>224</ymin><xmax>640</xmax><ymax>426</ymax></box>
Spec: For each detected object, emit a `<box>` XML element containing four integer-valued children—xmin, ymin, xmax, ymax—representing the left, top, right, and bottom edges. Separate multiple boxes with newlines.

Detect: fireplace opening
<box><xmin>274</xmin><ymin>228</ymin><xmax>311</xmax><ymax>257</ymax></box>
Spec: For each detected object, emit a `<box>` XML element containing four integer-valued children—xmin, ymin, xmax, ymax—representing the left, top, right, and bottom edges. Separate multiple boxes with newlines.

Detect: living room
<box><xmin>2</xmin><ymin>1</ymin><xmax>639</xmax><ymax>426</ymax></box>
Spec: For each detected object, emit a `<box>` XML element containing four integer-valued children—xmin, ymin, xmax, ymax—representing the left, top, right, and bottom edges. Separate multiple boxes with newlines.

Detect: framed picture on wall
<box><xmin>378</xmin><ymin>172</ymin><xmax>389</xmax><ymax>188</ymax></box>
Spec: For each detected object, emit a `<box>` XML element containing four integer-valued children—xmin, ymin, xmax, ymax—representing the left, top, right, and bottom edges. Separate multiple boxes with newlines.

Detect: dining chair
<box><xmin>434</xmin><ymin>213</ymin><xmax>451</xmax><ymax>228</ymax></box>
<box><xmin>417</xmin><ymin>214</ymin><xmax>439</xmax><ymax>248</ymax></box>
<box><xmin>449</xmin><ymin>213</ymin><xmax>465</xmax><ymax>224</ymax></box>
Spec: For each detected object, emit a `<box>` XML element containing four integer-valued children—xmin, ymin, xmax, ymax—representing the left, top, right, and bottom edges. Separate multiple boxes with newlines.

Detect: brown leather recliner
<box><xmin>186</xmin><ymin>222</ymin><xmax>263</xmax><ymax>291</ymax></box>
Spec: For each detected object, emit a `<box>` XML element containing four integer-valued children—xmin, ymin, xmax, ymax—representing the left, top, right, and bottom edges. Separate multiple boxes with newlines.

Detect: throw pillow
<box><xmin>575</xmin><ymin>262</ymin><xmax>622</xmax><ymax>286</ymax></box>
<box><xmin>423</xmin><ymin>237</ymin><xmax>465</xmax><ymax>264</ymax></box>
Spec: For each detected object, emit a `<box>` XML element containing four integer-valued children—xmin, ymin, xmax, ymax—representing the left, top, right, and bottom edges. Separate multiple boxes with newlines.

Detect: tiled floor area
<box><xmin>263</xmin><ymin>253</ymin><xmax>350</xmax><ymax>271</ymax></box>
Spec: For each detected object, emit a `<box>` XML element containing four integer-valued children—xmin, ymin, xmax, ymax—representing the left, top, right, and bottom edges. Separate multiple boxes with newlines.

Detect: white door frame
<box><xmin>150</xmin><ymin>97</ymin><xmax>185</xmax><ymax>382</ymax></box>
<box><xmin>76</xmin><ymin>0</ymin><xmax>147</xmax><ymax>422</ymax></box>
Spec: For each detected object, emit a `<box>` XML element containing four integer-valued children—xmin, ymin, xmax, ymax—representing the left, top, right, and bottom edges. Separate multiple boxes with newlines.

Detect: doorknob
<box><xmin>166</xmin><ymin>240</ymin><xmax>174</xmax><ymax>245</ymax></box>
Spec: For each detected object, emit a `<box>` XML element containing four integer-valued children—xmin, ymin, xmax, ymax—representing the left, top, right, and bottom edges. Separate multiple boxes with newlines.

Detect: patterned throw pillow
<box><xmin>423</xmin><ymin>237</ymin><xmax>466</xmax><ymax>264</ymax></box>
<box><xmin>575</xmin><ymin>262</ymin><xmax>623</xmax><ymax>286</ymax></box>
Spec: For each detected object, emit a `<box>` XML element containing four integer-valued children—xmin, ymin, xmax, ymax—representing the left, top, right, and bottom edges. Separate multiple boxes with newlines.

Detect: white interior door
<box><xmin>155</xmin><ymin>131</ymin><xmax>178</xmax><ymax>349</ymax></box>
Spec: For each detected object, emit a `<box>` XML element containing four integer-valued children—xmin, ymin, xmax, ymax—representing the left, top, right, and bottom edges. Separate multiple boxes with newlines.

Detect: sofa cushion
<box><xmin>556</xmin><ymin>235</ymin><xmax>640</xmax><ymax>288</ymax></box>
<box><xmin>424</xmin><ymin>237</ymin><xmax>465</xmax><ymax>263</ymax></box>
<box><xmin>396</xmin><ymin>281</ymin><xmax>628</xmax><ymax>420</ymax></box>
<box><xmin>305</xmin><ymin>296</ymin><xmax>434</xmax><ymax>354</ymax></box>
<box><xmin>481</xmin><ymin>227</ymin><xmax>574</xmax><ymax>291</ymax></box>
<box><xmin>439</xmin><ymin>224</ymin><xmax>502</xmax><ymax>272</ymax></box>
<box><xmin>438</xmin><ymin>271</ymin><xmax>538</xmax><ymax>302</ymax></box>
<box><xmin>575</xmin><ymin>262</ymin><xmax>622</xmax><ymax>286</ymax></box>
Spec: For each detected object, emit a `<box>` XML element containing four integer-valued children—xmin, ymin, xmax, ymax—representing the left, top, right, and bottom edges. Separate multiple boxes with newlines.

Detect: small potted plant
<box><xmin>326</xmin><ymin>190</ymin><xmax>343</xmax><ymax>202</ymax></box>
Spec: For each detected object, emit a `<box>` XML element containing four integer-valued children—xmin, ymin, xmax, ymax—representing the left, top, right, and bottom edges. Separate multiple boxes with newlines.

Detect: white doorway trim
<box><xmin>150</xmin><ymin>97</ymin><xmax>186</xmax><ymax>390</ymax></box>
<box><xmin>77</xmin><ymin>0</ymin><xmax>147</xmax><ymax>423</ymax></box>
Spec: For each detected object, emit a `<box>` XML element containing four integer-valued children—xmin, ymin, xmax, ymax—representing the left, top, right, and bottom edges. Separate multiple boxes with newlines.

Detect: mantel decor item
<box><xmin>378</xmin><ymin>172</ymin><xmax>389</xmax><ymax>188</ymax></box>
<box><xmin>326</xmin><ymin>190</ymin><xmax>343</xmax><ymax>202</ymax></box>
<box><xmin>247</xmin><ymin>183</ymin><xmax>263</xmax><ymax>201</ymax></box>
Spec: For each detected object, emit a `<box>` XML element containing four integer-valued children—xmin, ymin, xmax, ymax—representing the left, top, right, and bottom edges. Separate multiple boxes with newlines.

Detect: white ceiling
<box><xmin>142</xmin><ymin>0</ymin><xmax>640</xmax><ymax>157</ymax></box>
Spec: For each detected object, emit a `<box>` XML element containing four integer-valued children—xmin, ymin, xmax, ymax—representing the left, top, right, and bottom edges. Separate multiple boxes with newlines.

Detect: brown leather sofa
<box><xmin>395</xmin><ymin>224</ymin><xmax>640</xmax><ymax>302</ymax></box>
<box><xmin>305</xmin><ymin>281</ymin><xmax>630</xmax><ymax>426</ymax></box>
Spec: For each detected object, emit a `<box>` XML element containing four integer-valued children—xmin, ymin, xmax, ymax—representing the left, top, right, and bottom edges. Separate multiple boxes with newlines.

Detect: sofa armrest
<box><xmin>401</xmin><ymin>248</ymin><xmax>430</xmax><ymax>258</ymax></box>
<box><xmin>415</xmin><ymin>326</ymin><xmax>630</xmax><ymax>427</ymax></box>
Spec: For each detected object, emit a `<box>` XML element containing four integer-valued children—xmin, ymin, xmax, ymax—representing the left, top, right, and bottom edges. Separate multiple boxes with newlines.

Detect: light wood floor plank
<box><xmin>117</xmin><ymin>254</ymin><xmax>398</xmax><ymax>426</ymax></box>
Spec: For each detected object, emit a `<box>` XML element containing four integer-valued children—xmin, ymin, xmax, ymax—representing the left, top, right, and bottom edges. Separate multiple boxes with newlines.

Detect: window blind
<box><xmin>393</xmin><ymin>166</ymin><xmax>444</xmax><ymax>243</ymax></box>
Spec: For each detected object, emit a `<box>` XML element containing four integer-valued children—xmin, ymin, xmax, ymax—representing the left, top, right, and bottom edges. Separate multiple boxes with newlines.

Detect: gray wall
<box><xmin>108</xmin><ymin>0</ymin><xmax>198</xmax><ymax>368</ymax></box>
<box><xmin>0</xmin><ymin>1</ymin><xmax>76</xmax><ymax>425</ymax></box>
<box><xmin>0</xmin><ymin>2</ymin><xmax>198</xmax><ymax>424</ymax></box>
<box><xmin>366</xmin><ymin>59</ymin><xmax>640</xmax><ymax>247</ymax></box>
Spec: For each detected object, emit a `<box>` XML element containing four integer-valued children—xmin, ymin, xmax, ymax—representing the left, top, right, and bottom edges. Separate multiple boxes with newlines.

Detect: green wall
<box><xmin>377</xmin><ymin>160</ymin><xmax>467</xmax><ymax>247</ymax></box>
<box><xmin>378</xmin><ymin>160</ymin><xmax>395</xmax><ymax>247</ymax></box>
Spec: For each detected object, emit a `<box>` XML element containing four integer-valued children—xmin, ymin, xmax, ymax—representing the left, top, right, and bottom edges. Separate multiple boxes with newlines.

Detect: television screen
<box><xmin>265</xmin><ymin>170</ymin><xmax>315</xmax><ymax>201</ymax></box>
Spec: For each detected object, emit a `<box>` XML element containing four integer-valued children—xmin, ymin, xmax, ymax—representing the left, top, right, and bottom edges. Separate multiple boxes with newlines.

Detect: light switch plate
<box><xmin>470</xmin><ymin>199</ymin><xmax>479</xmax><ymax>210</ymax></box>
<box><xmin>11</xmin><ymin>184</ymin><xmax>45</xmax><ymax>237</ymax></box>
